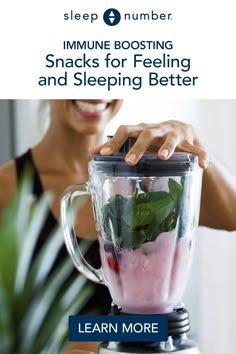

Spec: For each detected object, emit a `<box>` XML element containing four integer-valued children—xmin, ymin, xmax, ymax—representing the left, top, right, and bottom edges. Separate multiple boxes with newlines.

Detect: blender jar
<box><xmin>61</xmin><ymin>144</ymin><xmax>203</xmax><ymax>315</ymax></box>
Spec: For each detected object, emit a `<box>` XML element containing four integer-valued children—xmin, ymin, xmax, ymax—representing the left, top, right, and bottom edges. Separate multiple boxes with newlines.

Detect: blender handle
<box><xmin>60</xmin><ymin>184</ymin><xmax>105</xmax><ymax>284</ymax></box>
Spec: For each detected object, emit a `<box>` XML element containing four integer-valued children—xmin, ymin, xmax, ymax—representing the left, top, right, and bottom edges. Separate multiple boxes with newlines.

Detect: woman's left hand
<box><xmin>89</xmin><ymin>120</ymin><xmax>210</xmax><ymax>169</ymax></box>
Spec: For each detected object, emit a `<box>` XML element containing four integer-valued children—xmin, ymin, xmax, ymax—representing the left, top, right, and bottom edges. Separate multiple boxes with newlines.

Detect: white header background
<box><xmin>0</xmin><ymin>0</ymin><xmax>235</xmax><ymax>98</ymax></box>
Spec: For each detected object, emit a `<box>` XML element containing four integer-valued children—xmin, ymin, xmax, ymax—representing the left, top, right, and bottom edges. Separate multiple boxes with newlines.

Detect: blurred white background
<box><xmin>0</xmin><ymin>99</ymin><xmax>236</xmax><ymax>354</ymax></box>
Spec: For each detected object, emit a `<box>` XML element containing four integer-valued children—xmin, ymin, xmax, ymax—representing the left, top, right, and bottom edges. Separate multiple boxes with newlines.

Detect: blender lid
<box><xmin>92</xmin><ymin>137</ymin><xmax>200</xmax><ymax>176</ymax></box>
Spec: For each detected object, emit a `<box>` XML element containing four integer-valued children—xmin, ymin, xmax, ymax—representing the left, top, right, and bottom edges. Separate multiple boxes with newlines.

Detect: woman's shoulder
<box><xmin>0</xmin><ymin>160</ymin><xmax>17</xmax><ymax>212</ymax></box>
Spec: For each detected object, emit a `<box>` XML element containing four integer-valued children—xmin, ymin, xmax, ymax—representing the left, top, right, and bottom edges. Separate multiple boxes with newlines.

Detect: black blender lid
<box><xmin>91</xmin><ymin>137</ymin><xmax>200</xmax><ymax>176</ymax></box>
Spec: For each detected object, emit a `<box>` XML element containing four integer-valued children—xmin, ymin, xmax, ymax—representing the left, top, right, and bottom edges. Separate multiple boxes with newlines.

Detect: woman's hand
<box><xmin>89</xmin><ymin>120</ymin><xmax>210</xmax><ymax>169</ymax></box>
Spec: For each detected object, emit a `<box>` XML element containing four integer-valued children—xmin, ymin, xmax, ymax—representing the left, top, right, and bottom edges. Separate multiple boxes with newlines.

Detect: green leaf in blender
<box><xmin>168</xmin><ymin>178</ymin><xmax>183</xmax><ymax>210</ymax></box>
<box><xmin>102</xmin><ymin>178</ymin><xmax>184</xmax><ymax>249</ymax></box>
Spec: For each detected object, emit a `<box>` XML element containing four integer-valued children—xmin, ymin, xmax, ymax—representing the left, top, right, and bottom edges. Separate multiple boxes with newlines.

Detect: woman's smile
<box><xmin>72</xmin><ymin>99</ymin><xmax>113</xmax><ymax>118</ymax></box>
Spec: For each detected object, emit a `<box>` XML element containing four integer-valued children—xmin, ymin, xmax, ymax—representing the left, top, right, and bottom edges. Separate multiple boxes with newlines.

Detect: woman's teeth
<box><xmin>74</xmin><ymin>101</ymin><xmax>108</xmax><ymax>113</ymax></box>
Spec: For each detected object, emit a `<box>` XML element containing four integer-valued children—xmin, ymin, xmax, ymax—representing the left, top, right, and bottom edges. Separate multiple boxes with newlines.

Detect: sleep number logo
<box><xmin>103</xmin><ymin>8</ymin><xmax>121</xmax><ymax>26</ymax></box>
<box><xmin>63</xmin><ymin>9</ymin><xmax>172</xmax><ymax>25</ymax></box>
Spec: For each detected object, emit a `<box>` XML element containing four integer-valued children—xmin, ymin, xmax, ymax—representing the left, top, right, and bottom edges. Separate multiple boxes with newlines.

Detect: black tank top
<box><xmin>15</xmin><ymin>149</ymin><xmax>112</xmax><ymax>314</ymax></box>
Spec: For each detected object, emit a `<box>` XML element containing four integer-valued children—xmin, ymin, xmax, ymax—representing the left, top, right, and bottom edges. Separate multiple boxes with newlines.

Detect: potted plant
<box><xmin>0</xmin><ymin>176</ymin><xmax>94</xmax><ymax>354</ymax></box>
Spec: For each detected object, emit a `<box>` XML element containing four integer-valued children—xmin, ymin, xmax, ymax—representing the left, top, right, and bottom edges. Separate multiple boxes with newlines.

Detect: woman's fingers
<box><xmin>89</xmin><ymin>121</ymin><xmax>210</xmax><ymax>169</ymax></box>
<box><xmin>88</xmin><ymin>143</ymin><xmax>106</xmax><ymax>155</ymax></box>
<box><xmin>157</xmin><ymin>132</ymin><xmax>209</xmax><ymax>169</ymax></box>
<box><xmin>125</xmin><ymin>127</ymin><xmax>165</xmax><ymax>165</ymax></box>
<box><xmin>157</xmin><ymin>132</ymin><xmax>181</xmax><ymax>160</ymax></box>
<box><xmin>100</xmin><ymin>125</ymin><xmax>143</xmax><ymax>155</ymax></box>
<box><xmin>179</xmin><ymin>142</ymin><xmax>210</xmax><ymax>169</ymax></box>
<box><xmin>89</xmin><ymin>125</ymin><xmax>140</xmax><ymax>155</ymax></box>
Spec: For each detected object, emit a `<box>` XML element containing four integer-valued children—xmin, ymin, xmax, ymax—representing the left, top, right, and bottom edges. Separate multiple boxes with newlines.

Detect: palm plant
<box><xmin>0</xmin><ymin>175</ymin><xmax>94</xmax><ymax>354</ymax></box>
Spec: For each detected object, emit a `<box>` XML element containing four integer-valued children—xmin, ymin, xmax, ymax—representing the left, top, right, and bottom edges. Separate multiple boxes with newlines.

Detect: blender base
<box><xmin>97</xmin><ymin>337</ymin><xmax>201</xmax><ymax>354</ymax></box>
<box><xmin>98</xmin><ymin>307</ymin><xmax>201</xmax><ymax>353</ymax></box>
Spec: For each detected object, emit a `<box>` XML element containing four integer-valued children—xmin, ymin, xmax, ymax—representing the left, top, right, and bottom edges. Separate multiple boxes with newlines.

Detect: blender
<box><xmin>61</xmin><ymin>138</ymin><xmax>203</xmax><ymax>354</ymax></box>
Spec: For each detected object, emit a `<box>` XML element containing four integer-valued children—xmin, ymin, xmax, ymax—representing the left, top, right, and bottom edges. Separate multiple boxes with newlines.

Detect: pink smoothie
<box><xmin>99</xmin><ymin>231</ymin><xmax>193</xmax><ymax>314</ymax></box>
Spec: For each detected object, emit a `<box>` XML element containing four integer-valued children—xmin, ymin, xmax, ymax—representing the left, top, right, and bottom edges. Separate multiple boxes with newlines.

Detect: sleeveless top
<box><xmin>14</xmin><ymin>149</ymin><xmax>112</xmax><ymax>314</ymax></box>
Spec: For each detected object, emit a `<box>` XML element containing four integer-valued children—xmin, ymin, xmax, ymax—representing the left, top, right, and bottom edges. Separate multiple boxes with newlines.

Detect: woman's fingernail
<box><xmin>202</xmin><ymin>159</ymin><xmax>209</xmax><ymax>169</ymax></box>
<box><xmin>160</xmin><ymin>149</ymin><xmax>169</xmax><ymax>158</ymax></box>
<box><xmin>100</xmin><ymin>147</ymin><xmax>112</xmax><ymax>155</ymax></box>
<box><xmin>126</xmin><ymin>153</ymin><xmax>137</xmax><ymax>164</ymax></box>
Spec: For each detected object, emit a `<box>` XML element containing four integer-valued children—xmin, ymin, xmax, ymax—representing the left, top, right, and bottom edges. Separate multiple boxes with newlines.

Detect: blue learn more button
<box><xmin>69</xmin><ymin>315</ymin><xmax>168</xmax><ymax>342</ymax></box>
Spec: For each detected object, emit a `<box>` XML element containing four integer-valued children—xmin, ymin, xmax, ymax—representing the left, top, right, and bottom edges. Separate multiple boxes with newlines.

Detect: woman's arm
<box><xmin>200</xmin><ymin>158</ymin><xmax>236</xmax><ymax>231</ymax></box>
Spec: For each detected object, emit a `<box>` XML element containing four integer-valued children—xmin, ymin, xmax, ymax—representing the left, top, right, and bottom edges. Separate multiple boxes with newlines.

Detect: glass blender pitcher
<box><xmin>61</xmin><ymin>138</ymin><xmax>203</xmax><ymax>353</ymax></box>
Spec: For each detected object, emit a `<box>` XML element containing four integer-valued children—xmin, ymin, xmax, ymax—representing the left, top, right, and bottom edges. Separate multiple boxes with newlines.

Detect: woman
<box><xmin>0</xmin><ymin>99</ymin><xmax>236</xmax><ymax>353</ymax></box>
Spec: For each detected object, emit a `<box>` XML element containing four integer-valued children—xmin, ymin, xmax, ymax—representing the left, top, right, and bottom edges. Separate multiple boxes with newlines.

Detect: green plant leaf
<box><xmin>17</xmin><ymin>226</ymin><xmax>65</xmax><ymax>316</ymax></box>
<box><xmin>14</xmin><ymin>193</ymin><xmax>52</xmax><ymax>296</ymax></box>
<box><xmin>0</xmin><ymin>176</ymin><xmax>94</xmax><ymax>354</ymax></box>
<box><xmin>36</xmin><ymin>233</ymin><xmax>91</xmax><ymax>287</ymax></box>
<box><xmin>19</xmin><ymin>256</ymin><xmax>77</xmax><ymax>352</ymax></box>
<box><xmin>0</xmin><ymin>222</ymin><xmax>18</xmax><ymax>310</ymax></box>
<box><xmin>0</xmin><ymin>277</ymin><xmax>14</xmax><ymax>353</ymax></box>
<box><xmin>15</xmin><ymin>176</ymin><xmax>33</xmax><ymax>237</ymax></box>
<box><xmin>168</xmin><ymin>178</ymin><xmax>183</xmax><ymax>210</ymax></box>
<box><xmin>102</xmin><ymin>178</ymin><xmax>184</xmax><ymax>249</ymax></box>
<box><xmin>24</xmin><ymin>275</ymin><xmax>93</xmax><ymax>354</ymax></box>
<box><xmin>34</xmin><ymin>283</ymin><xmax>93</xmax><ymax>354</ymax></box>
<box><xmin>41</xmin><ymin>285</ymin><xmax>93</xmax><ymax>354</ymax></box>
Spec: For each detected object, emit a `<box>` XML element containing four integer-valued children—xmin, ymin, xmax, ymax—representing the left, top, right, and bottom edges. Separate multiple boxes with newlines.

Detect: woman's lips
<box><xmin>73</xmin><ymin>100</ymin><xmax>112</xmax><ymax>117</ymax></box>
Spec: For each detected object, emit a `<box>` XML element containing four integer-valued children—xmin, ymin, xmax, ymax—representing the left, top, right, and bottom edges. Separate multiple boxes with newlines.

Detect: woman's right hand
<box><xmin>89</xmin><ymin>120</ymin><xmax>210</xmax><ymax>169</ymax></box>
